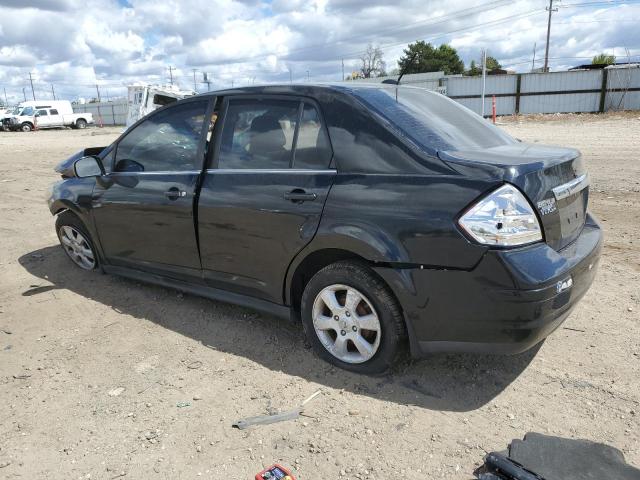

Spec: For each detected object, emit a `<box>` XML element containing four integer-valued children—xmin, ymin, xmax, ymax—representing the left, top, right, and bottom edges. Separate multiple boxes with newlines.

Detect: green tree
<box><xmin>467</xmin><ymin>60</ymin><xmax>481</xmax><ymax>76</ymax></box>
<box><xmin>397</xmin><ymin>41</ymin><xmax>465</xmax><ymax>75</ymax></box>
<box><xmin>592</xmin><ymin>53</ymin><xmax>615</xmax><ymax>65</ymax></box>
<box><xmin>466</xmin><ymin>56</ymin><xmax>502</xmax><ymax>76</ymax></box>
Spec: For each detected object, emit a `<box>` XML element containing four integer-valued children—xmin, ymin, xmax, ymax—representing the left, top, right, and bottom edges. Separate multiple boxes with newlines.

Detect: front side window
<box><xmin>22</xmin><ymin>107</ymin><xmax>34</xmax><ymax>116</ymax></box>
<box><xmin>217</xmin><ymin>99</ymin><xmax>299</xmax><ymax>169</ymax></box>
<box><xmin>114</xmin><ymin>100</ymin><xmax>208</xmax><ymax>173</ymax></box>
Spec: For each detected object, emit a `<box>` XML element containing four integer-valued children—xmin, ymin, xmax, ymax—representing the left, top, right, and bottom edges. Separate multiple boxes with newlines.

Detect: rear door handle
<box><xmin>284</xmin><ymin>189</ymin><xmax>317</xmax><ymax>203</ymax></box>
<box><xmin>165</xmin><ymin>187</ymin><xmax>187</xmax><ymax>200</ymax></box>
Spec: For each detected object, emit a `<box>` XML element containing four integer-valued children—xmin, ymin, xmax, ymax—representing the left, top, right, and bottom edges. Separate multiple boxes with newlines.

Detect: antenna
<box><xmin>381</xmin><ymin>51</ymin><xmax>418</xmax><ymax>86</ymax></box>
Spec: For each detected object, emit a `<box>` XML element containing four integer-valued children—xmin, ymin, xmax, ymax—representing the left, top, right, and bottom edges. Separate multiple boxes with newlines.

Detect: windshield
<box><xmin>12</xmin><ymin>107</ymin><xmax>22</xmax><ymax>115</ymax></box>
<box><xmin>348</xmin><ymin>86</ymin><xmax>516</xmax><ymax>153</ymax></box>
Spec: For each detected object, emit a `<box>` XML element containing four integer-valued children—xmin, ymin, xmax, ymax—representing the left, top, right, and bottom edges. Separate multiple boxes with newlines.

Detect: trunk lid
<box><xmin>439</xmin><ymin>143</ymin><xmax>589</xmax><ymax>251</ymax></box>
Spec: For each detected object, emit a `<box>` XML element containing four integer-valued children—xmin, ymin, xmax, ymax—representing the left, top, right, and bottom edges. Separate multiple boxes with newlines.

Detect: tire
<box><xmin>21</xmin><ymin>123</ymin><xmax>33</xmax><ymax>132</ymax></box>
<box><xmin>55</xmin><ymin>211</ymin><xmax>99</xmax><ymax>271</ymax></box>
<box><xmin>301</xmin><ymin>260</ymin><xmax>405</xmax><ymax>374</ymax></box>
<box><xmin>76</xmin><ymin>119</ymin><xmax>87</xmax><ymax>129</ymax></box>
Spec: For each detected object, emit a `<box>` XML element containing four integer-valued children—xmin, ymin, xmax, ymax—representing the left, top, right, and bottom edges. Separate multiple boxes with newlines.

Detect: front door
<box><xmin>35</xmin><ymin>109</ymin><xmax>52</xmax><ymax>127</ymax></box>
<box><xmin>91</xmin><ymin>98</ymin><xmax>212</xmax><ymax>281</ymax></box>
<box><xmin>198</xmin><ymin>97</ymin><xmax>335</xmax><ymax>303</ymax></box>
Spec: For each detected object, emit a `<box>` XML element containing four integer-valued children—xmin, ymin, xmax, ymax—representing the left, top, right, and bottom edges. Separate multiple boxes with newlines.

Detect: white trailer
<box><xmin>126</xmin><ymin>83</ymin><xmax>195</xmax><ymax>128</ymax></box>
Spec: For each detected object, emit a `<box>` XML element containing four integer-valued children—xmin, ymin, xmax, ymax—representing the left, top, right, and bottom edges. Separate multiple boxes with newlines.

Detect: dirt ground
<box><xmin>0</xmin><ymin>113</ymin><xmax>638</xmax><ymax>480</ymax></box>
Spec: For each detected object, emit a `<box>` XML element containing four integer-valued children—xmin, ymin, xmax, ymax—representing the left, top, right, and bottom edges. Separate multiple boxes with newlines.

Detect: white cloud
<box><xmin>0</xmin><ymin>0</ymin><xmax>639</xmax><ymax>104</ymax></box>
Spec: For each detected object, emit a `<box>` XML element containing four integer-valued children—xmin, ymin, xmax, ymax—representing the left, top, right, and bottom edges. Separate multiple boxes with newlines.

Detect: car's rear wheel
<box><xmin>55</xmin><ymin>212</ymin><xmax>98</xmax><ymax>270</ymax></box>
<box><xmin>76</xmin><ymin>119</ymin><xmax>87</xmax><ymax>129</ymax></box>
<box><xmin>301</xmin><ymin>261</ymin><xmax>405</xmax><ymax>374</ymax></box>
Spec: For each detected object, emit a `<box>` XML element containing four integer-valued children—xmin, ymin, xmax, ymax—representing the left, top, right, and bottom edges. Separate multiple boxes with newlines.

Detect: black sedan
<box><xmin>47</xmin><ymin>84</ymin><xmax>602</xmax><ymax>374</ymax></box>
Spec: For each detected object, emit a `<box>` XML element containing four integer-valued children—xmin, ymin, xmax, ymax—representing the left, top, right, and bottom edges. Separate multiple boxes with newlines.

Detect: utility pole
<box><xmin>481</xmin><ymin>49</ymin><xmax>487</xmax><ymax>117</ymax></box>
<box><xmin>95</xmin><ymin>84</ymin><xmax>103</xmax><ymax>127</ymax></box>
<box><xmin>168</xmin><ymin>66</ymin><xmax>175</xmax><ymax>85</ymax></box>
<box><xmin>288</xmin><ymin>68</ymin><xmax>292</xmax><ymax>83</ymax></box>
<box><xmin>22</xmin><ymin>87</ymin><xmax>27</xmax><ymax>102</ymax></box>
<box><xmin>341</xmin><ymin>59</ymin><xmax>345</xmax><ymax>81</ymax></box>
<box><xmin>3</xmin><ymin>87</ymin><xmax>7</xmax><ymax>106</ymax></box>
<box><xmin>543</xmin><ymin>0</ymin><xmax>557</xmax><ymax>72</ymax></box>
<box><xmin>203</xmin><ymin>72</ymin><xmax>211</xmax><ymax>91</ymax></box>
<box><xmin>28</xmin><ymin>72</ymin><xmax>36</xmax><ymax>101</ymax></box>
<box><xmin>51</xmin><ymin>84</ymin><xmax>56</xmax><ymax>100</ymax></box>
<box><xmin>531</xmin><ymin>42</ymin><xmax>537</xmax><ymax>72</ymax></box>
<box><xmin>306</xmin><ymin>70</ymin><xmax>310</xmax><ymax>82</ymax></box>
<box><xmin>192</xmin><ymin>69</ymin><xmax>197</xmax><ymax>92</ymax></box>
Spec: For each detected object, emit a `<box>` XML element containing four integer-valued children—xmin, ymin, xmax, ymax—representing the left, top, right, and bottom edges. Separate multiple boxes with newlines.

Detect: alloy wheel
<box><xmin>59</xmin><ymin>226</ymin><xmax>96</xmax><ymax>270</ymax></box>
<box><xmin>312</xmin><ymin>284</ymin><xmax>381</xmax><ymax>364</ymax></box>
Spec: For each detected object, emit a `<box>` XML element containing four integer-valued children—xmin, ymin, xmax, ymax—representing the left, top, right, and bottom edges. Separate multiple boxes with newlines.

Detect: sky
<box><xmin>0</xmin><ymin>0</ymin><xmax>639</xmax><ymax>104</ymax></box>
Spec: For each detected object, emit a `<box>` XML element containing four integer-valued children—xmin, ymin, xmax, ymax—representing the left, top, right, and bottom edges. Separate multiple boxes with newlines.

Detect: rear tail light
<box><xmin>458</xmin><ymin>184</ymin><xmax>542</xmax><ymax>247</ymax></box>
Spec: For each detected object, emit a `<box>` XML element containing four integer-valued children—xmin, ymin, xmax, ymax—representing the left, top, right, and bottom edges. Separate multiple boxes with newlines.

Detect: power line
<box><xmin>190</xmin><ymin>0</ymin><xmax>518</xmax><ymax>67</ymax></box>
<box><xmin>559</xmin><ymin>0</ymin><xmax>640</xmax><ymax>7</ymax></box>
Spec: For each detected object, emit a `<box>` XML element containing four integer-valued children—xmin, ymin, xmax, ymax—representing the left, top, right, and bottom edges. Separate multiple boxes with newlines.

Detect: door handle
<box><xmin>284</xmin><ymin>189</ymin><xmax>317</xmax><ymax>203</ymax></box>
<box><xmin>165</xmin><ymin>187</ymin><xmax>187</xmax><ymax>200</ymax></box>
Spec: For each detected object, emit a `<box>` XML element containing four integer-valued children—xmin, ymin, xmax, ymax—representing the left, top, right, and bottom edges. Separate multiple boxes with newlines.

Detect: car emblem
<box><xmin>556</xmin><ymin>277</ymin><xmax>573</xmax><ymax>294</ymax></box>
<box><xmin>537</xmin><ymin>198</ymin><xmax>557</xmax><ymax>216</ymax></box>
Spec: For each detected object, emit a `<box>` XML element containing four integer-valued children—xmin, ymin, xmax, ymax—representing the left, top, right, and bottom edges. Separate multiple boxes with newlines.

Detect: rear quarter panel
<box><xmin>313</xmin><ymin>173</ymin><xmax>494</xmax><ymax>269</ymax></box>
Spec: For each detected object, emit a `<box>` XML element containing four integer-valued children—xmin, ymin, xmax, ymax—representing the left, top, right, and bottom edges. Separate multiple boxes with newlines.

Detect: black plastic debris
<box><xmin>476</xmin><ymin>432</ymin><xmax>640</xmax><ymax>480</ymax></box>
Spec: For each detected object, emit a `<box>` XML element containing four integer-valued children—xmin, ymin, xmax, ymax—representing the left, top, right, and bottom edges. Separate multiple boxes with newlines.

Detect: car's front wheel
<box><xmin>55</xmin><ymin>212</ymin><xmax>98</xmax><ymax>270</ymax></box>
<box><xmin>301</xmin><ymin>261</ymin><xmax>405</xmax><ymax>374</ymax></box>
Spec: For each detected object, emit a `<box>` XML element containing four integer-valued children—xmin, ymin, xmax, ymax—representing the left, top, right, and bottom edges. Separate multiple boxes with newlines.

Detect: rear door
<box><xmin>198</xmin><ymin>96</ymin><xmax>335</xmax><ymax>303</ymax></box>
<box><xmin>48</xmin><ymin>108</ymin><xmax>63</xmax><ymax>126</ymax></box>
<box><xmin>91</xmin><ymin>97</ymin><xmax>212</xmax><ymax>281</ymax></box>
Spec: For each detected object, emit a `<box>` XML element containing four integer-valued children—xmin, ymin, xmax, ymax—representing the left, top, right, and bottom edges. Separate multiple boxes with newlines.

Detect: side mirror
<box><xmin>34</xmin><ymin>112</ymin><xmax>40</xmax><ymax>117</ymax></box>
<box><xmin>74</xmin><ymin>156</ymin><xmax>104</xmax><ymax>178</ymax></box>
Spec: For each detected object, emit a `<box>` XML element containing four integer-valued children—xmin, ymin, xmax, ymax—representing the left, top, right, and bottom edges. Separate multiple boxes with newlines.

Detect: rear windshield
<box><xmin>348</xmin><ymin>86</ymin><xmax>516</xmax><ymax>153</ymax></box>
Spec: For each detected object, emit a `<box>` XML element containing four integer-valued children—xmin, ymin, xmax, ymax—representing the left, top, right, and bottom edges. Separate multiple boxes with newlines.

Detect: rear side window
<box><xmin>293</xmin><ymin>103</ymin><xmax>332</xmax><ymax>169</ymax></box>
<box><xmin>349</xmin><ymin>86</ymin><xmax>516</xmax><ymax>152</ymax></box>
<box><xmin>217</xmin><ymin>99</ymin><xmax>299</xmax><ymax>169</ymax></box>
<box><xmin>50</xmin><ymin>109</ymin><xmax>59</xmax><ymax>115</ymax></box>
<box><xmin>114</xmin><ymin>100</ymin><xmax>208</xmax><ymax>172</ymax></box>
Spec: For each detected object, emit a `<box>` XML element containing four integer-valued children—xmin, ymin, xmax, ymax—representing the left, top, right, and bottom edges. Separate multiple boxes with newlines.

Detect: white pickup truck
<box><xmin>2</xmin><ymin>100</ymin><xmax>94</xmax><ymax>132</ymax></box>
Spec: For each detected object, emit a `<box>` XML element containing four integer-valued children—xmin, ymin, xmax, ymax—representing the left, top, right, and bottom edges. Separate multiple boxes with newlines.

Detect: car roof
<box><xmin>195</xmin><ymin>82</ymin><xmax>440</xmax><ymax>99</ymax></box>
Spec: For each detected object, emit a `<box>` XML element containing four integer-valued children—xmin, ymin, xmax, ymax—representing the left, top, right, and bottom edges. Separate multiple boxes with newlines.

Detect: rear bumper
<box><xmin>374</xmin><ymin>214</ymin><xmax>603</xmax><ymax>357</ymax></box>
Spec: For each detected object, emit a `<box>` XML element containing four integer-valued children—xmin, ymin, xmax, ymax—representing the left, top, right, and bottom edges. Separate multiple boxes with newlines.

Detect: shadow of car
<box><xmin>19</xmin><ymin>244</ymin><xmax>541</xmax><ymax>413</ymax></box>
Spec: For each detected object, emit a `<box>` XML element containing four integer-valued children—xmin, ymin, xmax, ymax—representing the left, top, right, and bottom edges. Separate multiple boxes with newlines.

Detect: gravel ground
<box><xmin>0</xmin><ymin>113</ymin><xmax>638</xmax><ymax>479</ymax></box>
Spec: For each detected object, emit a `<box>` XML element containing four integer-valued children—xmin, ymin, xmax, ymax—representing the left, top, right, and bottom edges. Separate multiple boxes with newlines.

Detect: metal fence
<box><xmin>445</xmin><ymin>68</ymin><xmax>640</xmax><ymax>116</ymax></box>
<box><xmin>351</xmin><ymin>68</ymin><xmax>640</xmax><ymax>116</ymax></box>
<box><xmin>73</xmin><ymin>100</ymin><xmax>128</xmax><ymax>125</ymax></box>
<box><xmin>74</xmin><ymin>69</ymin><xmax>640</xmax><ymax>126</ymax></box>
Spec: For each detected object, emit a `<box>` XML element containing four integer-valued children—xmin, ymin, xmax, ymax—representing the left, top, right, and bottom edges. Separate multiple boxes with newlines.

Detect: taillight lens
<box><xmin>459</xmin><ymin>184</ymin><xmax>542</xmax><ymax>247</ymax></box>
